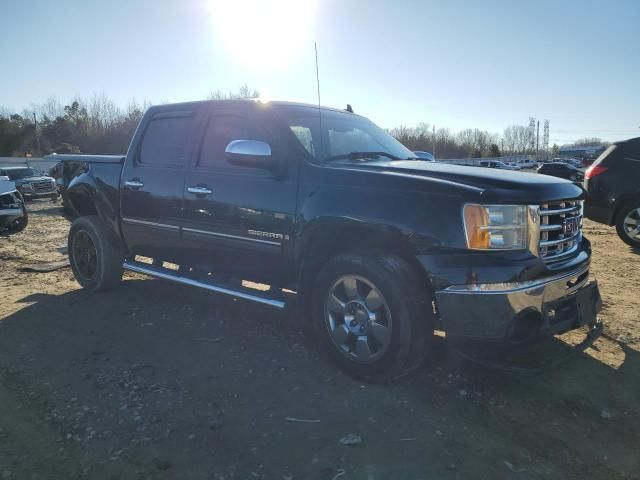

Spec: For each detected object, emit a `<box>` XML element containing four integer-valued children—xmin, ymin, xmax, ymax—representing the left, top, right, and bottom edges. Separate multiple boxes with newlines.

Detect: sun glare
<box><xmin>206</xmin><ymin>0</ymin><xmax>317</xmax><ymax>70</ymax></box>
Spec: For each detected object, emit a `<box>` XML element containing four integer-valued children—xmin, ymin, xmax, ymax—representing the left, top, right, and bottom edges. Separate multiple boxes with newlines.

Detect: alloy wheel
<box><xmin>324</xmin><ymin>275</ymin><xmax>392</xmax><ymax>363</ymax></box>
<box><xmin>622</xmin><ymin>208</ymin><xmax>640</xmax><ymax>241</ymax></box>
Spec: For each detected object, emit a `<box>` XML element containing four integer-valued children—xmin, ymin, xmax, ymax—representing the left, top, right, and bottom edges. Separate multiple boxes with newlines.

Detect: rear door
<box><xmin>120</xmin><ymin>105</ymin><xmax>204</xmax><ymax>264</ymax></box>
<box><xmin>180</xmin><ymin>102</ymin><xmax>297</xmax><ymax>284</ymax></box>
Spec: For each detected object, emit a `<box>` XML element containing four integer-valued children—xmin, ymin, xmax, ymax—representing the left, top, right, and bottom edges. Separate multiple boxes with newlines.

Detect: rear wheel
<box><xmin>68</xmin><ymin>216</ymin><xmax>123</xmax><ymax>291</ymax></box>
<box><xmin>616</xmin><ymin>203</ymin><xmax>640</xmax><ymax>248</ymax></box>
<box><xmin>311</xmin><ymin>254</ymin><xmax>433</xmax><ymax>382</ymax></box>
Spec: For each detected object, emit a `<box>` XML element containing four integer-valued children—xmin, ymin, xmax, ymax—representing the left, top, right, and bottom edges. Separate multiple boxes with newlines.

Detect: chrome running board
<box><xmin>122</xmin><ymin>259</ymin><xmax>286</xmax><ymax>309</ymax></box>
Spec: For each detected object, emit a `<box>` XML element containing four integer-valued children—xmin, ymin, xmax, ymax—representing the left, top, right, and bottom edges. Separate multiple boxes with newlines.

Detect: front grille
<box><xmin>539</xmin><ymin>199</ymin><xmax>583</xmax><ymax>263</ymax></box>
<box><xmin>32</xmin><ymin>181</ymin><xmax>54</xmax><ymax>193</ymax></box>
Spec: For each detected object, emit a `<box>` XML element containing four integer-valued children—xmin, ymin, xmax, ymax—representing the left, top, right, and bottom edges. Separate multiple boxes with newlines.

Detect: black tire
<box><xmin>615</xmin><ymin>202</ymin><xmax>640</xmax><ymax>249</ymax></box>
<box><xmin>311</xmin><ymin>254</ymin><xmax>433</xmax><ymax>382</ymax></box>
<box><xmin>68</xmin><ymin>216</ymin><xmax>123</xmax><ymax>291</ymax></box>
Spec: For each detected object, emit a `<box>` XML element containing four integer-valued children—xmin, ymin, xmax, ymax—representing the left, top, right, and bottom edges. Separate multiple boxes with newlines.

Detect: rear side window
<box><xmin>140</xmin><ymin>115</ymin><xmax>193</xmax><ymax>166</ymax></box>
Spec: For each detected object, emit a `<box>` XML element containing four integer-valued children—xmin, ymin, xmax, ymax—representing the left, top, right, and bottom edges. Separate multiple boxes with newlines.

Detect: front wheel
<box><xmin>311</xmin><ymin>254</ymin><xmax>433</xmax><ymax>382</ymax></box>
<box><xmin>68</xmin><ymin>216</ymin><xmax>124</xmax><ymax>291</ymax></box>
<box><xmin>615</xmin><ymin>203</ymin><xmax>640</xmax><ymax>248</ymax></box>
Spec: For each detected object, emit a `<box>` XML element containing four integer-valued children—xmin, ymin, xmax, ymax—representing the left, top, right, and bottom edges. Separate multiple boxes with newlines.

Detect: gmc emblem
<box><xmin>563</xmin><ymin>217</ymin><xmax>579</xmax><ymax>235</ymax></box>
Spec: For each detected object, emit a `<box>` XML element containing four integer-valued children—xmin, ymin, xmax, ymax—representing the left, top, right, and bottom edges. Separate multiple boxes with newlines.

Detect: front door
<box><xmin>181</xmin><ymin>103</ymin><xmax>297</xmax><ymax>285</ymax></box>
<box><xmin>120</xmin><ymin>106</ymin><xmax>203</xmax><ymax>264</ymax></box>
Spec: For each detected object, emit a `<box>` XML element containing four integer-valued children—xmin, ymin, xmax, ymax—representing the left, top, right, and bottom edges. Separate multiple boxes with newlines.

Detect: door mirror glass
<box><xmin>225</xmin><ymin>140</ymin><xmax>275</xmax><ymax>170</ymax></box>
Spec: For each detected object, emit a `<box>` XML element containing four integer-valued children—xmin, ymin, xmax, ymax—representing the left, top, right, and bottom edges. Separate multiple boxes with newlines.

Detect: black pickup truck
<box><xmin>62</xmin><ymin>100</ymin><xmax>601</xmax><ymax>381</ymax></box>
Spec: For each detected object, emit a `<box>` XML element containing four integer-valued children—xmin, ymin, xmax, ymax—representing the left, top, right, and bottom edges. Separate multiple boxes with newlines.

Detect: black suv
<box><xmin>537</xmin><ymin>162</ymin><xmax>583</xmax><ymax>181</ymax></box>
<box><xmin>584</xmin><ymin>137</ymin><xmax>640</xmax><ymax>248</ymax></box>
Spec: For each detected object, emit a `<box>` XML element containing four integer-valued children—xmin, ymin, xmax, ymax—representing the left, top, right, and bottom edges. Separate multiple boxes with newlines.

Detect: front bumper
<box><xmin>20</xmin><ymin>190</ymin><xmax>58</xmax><ymax>198</ymax></box>
<box><xmin>435</xmin><ymin>262</ymin><xmax>601</xmax><ymax>342</ymax></box>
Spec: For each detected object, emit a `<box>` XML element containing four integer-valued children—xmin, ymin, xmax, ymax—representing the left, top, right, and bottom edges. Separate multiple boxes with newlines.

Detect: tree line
<box><xmin>1</xmin><ymin>89</ymin><xmax>601</xmax><ymax>159</ymax></box>
<box><xmin>0</xmin><ymin>87</ymin><xmax>259</xmax><ymax>157</ymax></box>
<box><xmin>389</xmin><ymin>123</ymin><xmax>567</xmax><ymax>159</ymax></box>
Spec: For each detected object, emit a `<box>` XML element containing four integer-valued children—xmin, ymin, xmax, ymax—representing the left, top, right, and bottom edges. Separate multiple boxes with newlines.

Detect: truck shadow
<box><xmin>1</xmin><ymin>279</ymin><xmax>639</xmax><ymax>479</ymax></box>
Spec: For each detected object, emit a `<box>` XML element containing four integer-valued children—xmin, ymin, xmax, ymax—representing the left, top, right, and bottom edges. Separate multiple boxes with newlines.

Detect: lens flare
<box><xmin>206</xmin><ymin>0</ymin><xmax>317</xmax><ymax>70</ymax></box>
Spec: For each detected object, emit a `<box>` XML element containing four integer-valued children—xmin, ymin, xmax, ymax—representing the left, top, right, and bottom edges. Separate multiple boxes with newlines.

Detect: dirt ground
<box><xmin>1</xmin><ymin>201</ymin><xmax>639</xmax><ymax>480</ymax></box>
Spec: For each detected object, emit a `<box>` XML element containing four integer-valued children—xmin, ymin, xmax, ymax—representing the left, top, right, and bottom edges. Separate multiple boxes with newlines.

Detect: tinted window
<box><xmin>140</xmin><ymin>115</ymin><xmax>193</xmax><ymax>166</ymax></box>
<box><xmin>198</xmin><ymin>116</ymin><xmax>251</xmax><ymax>168</ymax></box>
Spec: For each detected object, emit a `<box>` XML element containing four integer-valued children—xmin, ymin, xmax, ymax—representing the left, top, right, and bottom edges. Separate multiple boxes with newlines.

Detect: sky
<box><xmin>0</xmin><ymin>0</ymin><xmax>638</xmax><ymax>145</ymax></box>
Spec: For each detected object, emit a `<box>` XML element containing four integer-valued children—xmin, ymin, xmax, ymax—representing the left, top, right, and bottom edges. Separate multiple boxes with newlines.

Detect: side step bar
<box><xmin>122</xmin><ymin>260</ymin><xmax>286</xmax><ymax>309</ymax></box>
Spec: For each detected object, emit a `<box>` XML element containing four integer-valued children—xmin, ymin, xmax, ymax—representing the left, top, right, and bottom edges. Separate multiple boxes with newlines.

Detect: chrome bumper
<box><xmin>22</xmin><ymin>190</ymin><xmax>57</xmax><ymax>197</ymax></box>
<box><xmin>435</xmin><ymin>263</ymin><xmax>601</xmax><ymax>340</ymax></box>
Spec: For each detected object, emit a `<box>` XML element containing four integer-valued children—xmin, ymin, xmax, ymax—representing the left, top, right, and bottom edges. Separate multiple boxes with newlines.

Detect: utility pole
<box><xmin>536</xmin><ymin>120</ymin><xmax>540</xmax><ymax>156</ymax></box>
<box><xmin>432</xmin><ymin>125</ymin><xmax>436</xmax><ymax>159</ymax></box>
<box><xmin>33</xmin><ymin>112</ymin><xmax>41</xmax><ymax>155</ymax></box>
<box><xmin>528</xmin><ymin>117</ymin><xmax>536</xmax><ymax>154</ymax></box>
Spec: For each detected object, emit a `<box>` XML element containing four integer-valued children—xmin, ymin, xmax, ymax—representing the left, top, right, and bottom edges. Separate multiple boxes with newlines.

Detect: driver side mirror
<box><xmin>225</xmin><ymin>140</ymin><xmax>277</xmax><ymax>172</ymax></box>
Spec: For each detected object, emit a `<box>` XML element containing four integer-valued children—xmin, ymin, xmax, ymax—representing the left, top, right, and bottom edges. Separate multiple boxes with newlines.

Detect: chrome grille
<box><xmin>539</xmin><ymin>200</ymin><xmax>583</xmax><ymax>263</ymax></box>
<box><xmin>33</xmin><ymin>181</ymin><xmax>54</xmax><ymax>193</ymax></box>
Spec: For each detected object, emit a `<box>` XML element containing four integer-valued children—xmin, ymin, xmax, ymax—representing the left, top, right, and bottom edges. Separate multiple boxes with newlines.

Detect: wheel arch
<box><xmin>612</xmin><ymin>191</ymin><xmax>640</xmax><ymax>224</ymax></box>
<box><xmin>66</xmin><ymin>178</ymin><xmax>126</xmax><ymax>252</ymax></box>
<box><xmin>295</xmin><ymin>217</ymin><xmax>434</xmax><ymax>320</ymax></box>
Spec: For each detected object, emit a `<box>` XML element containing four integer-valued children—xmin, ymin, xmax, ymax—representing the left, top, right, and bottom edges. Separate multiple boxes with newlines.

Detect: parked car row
<box><xmin>478</xmin><ymin>160</ymin><xmax>521</xmax><ymax>170</ymax></box>
<box><xmin>537</xmin><ymin>162</ymin><xmax>584</xmax><ymax>181</ymax></box>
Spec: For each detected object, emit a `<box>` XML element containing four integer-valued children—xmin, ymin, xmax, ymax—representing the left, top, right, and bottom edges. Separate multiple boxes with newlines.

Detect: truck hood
<box><xmin>14</xmin><ymin>176</ymin><xmax>54</xmax><ymax>184</ymax></box>
<box><xmin>332</xmin><ymin>160</ymin><xmax>583</xmax><ymax>203</ymax></box>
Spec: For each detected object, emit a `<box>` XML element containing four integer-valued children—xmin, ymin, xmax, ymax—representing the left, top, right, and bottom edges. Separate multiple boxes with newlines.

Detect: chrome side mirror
<box><xmin>224</xmin><ymin>139</ymin><xmax>277</xmax><ymax>172</ymax></box>
<box><xmin>226</xmin><ymin>139</ymin><xmax>271</xmax><ymax>157</ymax></box>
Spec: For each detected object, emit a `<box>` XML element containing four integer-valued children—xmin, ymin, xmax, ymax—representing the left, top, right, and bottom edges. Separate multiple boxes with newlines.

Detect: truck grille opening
<box><xmin>539</xmin><ymin>200</ymin><xmax>583</xmax><ymax>263</ymax></box>
<box><xmin>33</xmin><ymin>181</ymin><xmax>54</xmax><ymax>193</ymax></box>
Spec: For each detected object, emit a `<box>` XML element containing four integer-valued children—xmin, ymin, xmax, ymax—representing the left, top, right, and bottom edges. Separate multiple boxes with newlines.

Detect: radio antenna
<box><xmin>314</xmin><ymin>42</ymin><xmax>324</xmax><ymax>161</ymax></box>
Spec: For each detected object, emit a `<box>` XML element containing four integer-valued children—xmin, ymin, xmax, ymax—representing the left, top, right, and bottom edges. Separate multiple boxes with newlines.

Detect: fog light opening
<box><xmin>508</xmin><ymin>310</ymin><xmax>543</xmax><ymax>344</ymax></box>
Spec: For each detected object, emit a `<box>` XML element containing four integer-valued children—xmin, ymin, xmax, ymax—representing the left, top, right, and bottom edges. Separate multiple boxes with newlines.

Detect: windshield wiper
<box><xmin>326</xmin><ymin>151</ymin><xmax>400</xmax><ymax>162</ymax></box>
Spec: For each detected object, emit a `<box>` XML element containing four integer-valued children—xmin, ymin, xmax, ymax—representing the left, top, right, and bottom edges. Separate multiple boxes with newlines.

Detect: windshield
<box><xmin>4</xmin><ymin>168</ymin><xmax>38</xmax><ymax>180</ymax></box>
<box><xmin>273</xmin><ymin>104</ymin><xmax>416</xmax><ymax>162</ymax></box>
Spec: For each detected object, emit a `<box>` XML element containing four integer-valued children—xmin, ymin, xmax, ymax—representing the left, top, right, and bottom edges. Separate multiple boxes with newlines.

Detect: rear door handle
<box><xmin>124</xmin><ymin>179</ymin><xmax>144</xmax><ymax>189</ymax></box>
<box><xmin>187</xmin><ymin>186</ymin><xmax>213</xmax><ymax>195</ymax></box>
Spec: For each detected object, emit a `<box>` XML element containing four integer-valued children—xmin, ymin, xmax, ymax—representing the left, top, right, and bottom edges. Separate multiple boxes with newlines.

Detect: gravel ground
<box><xmin>0</xmin><ymin>201</ymin><xmax>639</xmax><ymax>480</ymax></box>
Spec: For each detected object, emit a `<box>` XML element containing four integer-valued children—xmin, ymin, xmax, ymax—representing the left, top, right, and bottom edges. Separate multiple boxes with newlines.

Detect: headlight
<box><xmin>463</xmin><ymin>204</ymin><xmax>528</xmax><ymax>250</ymax></box>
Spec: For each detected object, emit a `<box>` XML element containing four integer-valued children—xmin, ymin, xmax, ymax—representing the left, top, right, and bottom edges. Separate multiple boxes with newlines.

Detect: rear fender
<box><xmin>66</xmin><ymin>173</ymin><xmax>125</xmax><ymax>251</ymax></box>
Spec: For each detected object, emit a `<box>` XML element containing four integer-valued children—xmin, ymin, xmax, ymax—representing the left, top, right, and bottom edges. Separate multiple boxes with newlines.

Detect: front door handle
<box><xmin>187</xmin><ymin>186</ymin><xmax>213</xmax><ymax>195</ymax></box>
<box><xmin>124</xmin><ymin>179</ymin><xmax>144</xmax><ymax>189</ymax></box>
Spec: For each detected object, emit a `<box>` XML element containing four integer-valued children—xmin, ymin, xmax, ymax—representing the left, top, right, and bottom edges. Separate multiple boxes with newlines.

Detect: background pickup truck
<box><xmin>61</xmin><ymin>99</ymin><xmax>601</xmax><ymax>381</ymax></box>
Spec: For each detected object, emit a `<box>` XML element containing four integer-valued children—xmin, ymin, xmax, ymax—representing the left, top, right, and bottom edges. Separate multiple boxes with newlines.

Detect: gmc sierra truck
<box><xmin>62</xmin><ymin>99</ymin><xmax>601</xmax><ymax>381</ymax></box>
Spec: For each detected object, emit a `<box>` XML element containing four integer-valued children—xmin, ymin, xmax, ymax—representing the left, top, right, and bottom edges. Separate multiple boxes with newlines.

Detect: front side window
<box><xmin>273</xmin><ymin>105</ymin><xmax>415</xmax><ymax>162</ymax></box>
<box><xmin>140</xmin><ymin>115</ymin><xmax>193</xmax><ymax>166</ymax></box>
<box><xmin>199</xmin><ymin>115</ymin><xmax>250</xmax><ymax>168</ymax></box>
